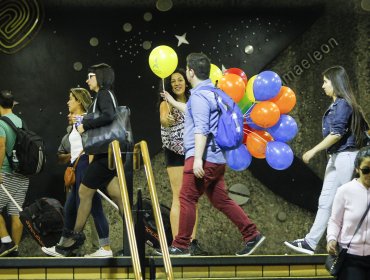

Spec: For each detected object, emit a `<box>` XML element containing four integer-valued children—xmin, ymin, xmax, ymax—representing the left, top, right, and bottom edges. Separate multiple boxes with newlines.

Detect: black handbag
<box><xmin>325</xmin><ymin>246</ymin><xmax>347</xmax><ymax>276</ymax></box>
<box><xmin>82</xmin><ymin>91</ymin><xmax>133</xmax><ymax>155</ymax></box>
<box><xmin>325</xmin><ymin>201</ymin><xmax>370</xmax><ymax>276</ymax></box>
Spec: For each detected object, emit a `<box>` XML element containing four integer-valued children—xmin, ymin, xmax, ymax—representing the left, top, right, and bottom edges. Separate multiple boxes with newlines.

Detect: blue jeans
<box><xmin>305</xmin><ymin>150</ymin><xmax>358</xmax><ymax>250</ymax></box>
<box><xmin>63</xmin><ymin>155</ymin><xmax>110</xmax><ymax>247</ymax></box>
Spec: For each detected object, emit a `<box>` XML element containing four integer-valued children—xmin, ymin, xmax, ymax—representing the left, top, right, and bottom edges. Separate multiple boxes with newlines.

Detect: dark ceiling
<box><xmin>43</xmin><ymin>0</ymin><xmax>325</xmax><ymax>9</ymax></box>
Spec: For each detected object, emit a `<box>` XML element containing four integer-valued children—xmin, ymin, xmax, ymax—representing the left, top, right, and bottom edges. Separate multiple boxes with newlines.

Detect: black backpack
<box><xmin>19</xmin><ymin>197</ymin><xmax>64</xmax><ymax>247</ymax></box>
<box><xmin>135</xmin><ymin>198</ymin><xmax>172</xmax><ymax>248</ymax></box>
<box><xmin>0</xmin><ymin>116</ymin><xmax>46</xmax><ymax>175</ymax></box>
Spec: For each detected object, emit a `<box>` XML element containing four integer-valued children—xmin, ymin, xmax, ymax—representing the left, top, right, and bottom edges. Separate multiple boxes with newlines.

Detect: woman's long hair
<box><xmin>322</xmin><ymin>66</ymin><xmax>369</xmax><ymax>148</ymax></box>
<box><xmin>157</xmin><ymin>68</ymin><xmax>191</xmax><ymax>109</ymax></box>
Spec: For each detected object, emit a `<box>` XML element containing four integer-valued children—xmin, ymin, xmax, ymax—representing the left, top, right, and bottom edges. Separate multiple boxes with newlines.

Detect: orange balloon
<box><xmin>269</xmin><ymin>86</ymin><xmax>296</xmax><ymax>114</ymax></box>
<box><xmin>250</xmin><ymin>101</ymin><xmax>280</xmax><ymax>128</ymax></box>
<box><xmin>246</xmin><ymin>130</ymin><xmax>274</xmax><ymax>159</ymax></box>
<box><xmin>218</xmin><ymin>73</ymin><xmax>245</xmax><ymax>103</ymax></box>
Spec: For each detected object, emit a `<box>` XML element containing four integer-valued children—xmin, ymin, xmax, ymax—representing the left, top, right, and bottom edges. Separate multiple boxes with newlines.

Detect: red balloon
<box><xmin>224</xmin><ymin>68</ymin><xmax>248</xmax><ymax>86</ymax></box>
<box><xmin>250</xmin><ymin>101</ymin><xmax>280</xmax><ymax>128</ymax></box>
<box><xmin>243</xmin><ymin>123</ymin><xmax>253</xmax><ymax>144</ymax></box>
<box><xmin>246</xmin><ymin>130</ymin><xmax>274</xmax><ymax>159</ymax></box>
<box><xmin>269</xmin><ymin>86</ymin><xmax>297</xmax><ymax>114</ymax></box>
<box><xmin>218</xmin><ymin>73</ymin><xmax>245</xmax><ymax>103</ymax></box>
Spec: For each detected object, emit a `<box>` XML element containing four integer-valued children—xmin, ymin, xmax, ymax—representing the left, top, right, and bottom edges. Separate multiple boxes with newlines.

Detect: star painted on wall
<box><xmin>175</xmin><ymin>33</ymin><xmax>189</xmax><ymax>47</ymax></box>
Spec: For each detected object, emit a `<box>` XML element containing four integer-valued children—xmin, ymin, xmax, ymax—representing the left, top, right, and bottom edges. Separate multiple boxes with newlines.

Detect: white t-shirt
<box><xmin>69</xmin><ymin>125</ymin><xmax>83</xmax><ymax>163</ymax></box>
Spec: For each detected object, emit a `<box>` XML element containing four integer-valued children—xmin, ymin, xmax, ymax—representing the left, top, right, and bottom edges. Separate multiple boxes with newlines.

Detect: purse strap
<box><xmin>92</xmin><ymin>90</ymin><xmax>117</xmax><ymax>112</ymax></box>
<box><xmin>72</xmin><ymin>151</ymin><xmax>84</xmax><ymax>170</ymax></box>
<box><xmin>347</xmin><ymin>201</ymin><xmax>370</xmax><ymax>248</ymax></box>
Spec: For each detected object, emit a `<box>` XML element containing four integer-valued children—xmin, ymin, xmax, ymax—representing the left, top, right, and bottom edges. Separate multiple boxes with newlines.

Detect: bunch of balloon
<box><xmin>148</xmin><ymin>45</ymin><xmax>178</xmax><ymax>90</ymax></box>
<box><xmin>243</xmin><ymin>71</ymin><xmax>298</xmax><ymax>170</ymax></box>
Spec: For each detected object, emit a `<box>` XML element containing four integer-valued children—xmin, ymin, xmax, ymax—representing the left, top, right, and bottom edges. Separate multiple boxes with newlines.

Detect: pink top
<box><xmin>327</xmin><ymin>179</ymin><xmax>370</xmax><ymax>256</ymax></box>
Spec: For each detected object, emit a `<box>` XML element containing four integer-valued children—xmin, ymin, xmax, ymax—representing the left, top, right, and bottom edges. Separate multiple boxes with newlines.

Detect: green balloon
<box><xmin>238</xmin><ymin>94</ymin><xmax>254</xmax><ymax>114</ymax></box>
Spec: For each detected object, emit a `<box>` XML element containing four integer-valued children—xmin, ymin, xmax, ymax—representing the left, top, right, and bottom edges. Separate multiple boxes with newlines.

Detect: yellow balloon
<box><xmin>246</xmin><ymin>75</ymin><xmax>257</xmax><ymax>102</ymax></box>
<box><xmin>149</xmin><ymin>45</ymin><xmax>178</xmax><ymax>78</ymax></box>
<box><xmin>209</xmin><ymin>64</ymin><xmax>223</xmax><ymax>85</ymax></box>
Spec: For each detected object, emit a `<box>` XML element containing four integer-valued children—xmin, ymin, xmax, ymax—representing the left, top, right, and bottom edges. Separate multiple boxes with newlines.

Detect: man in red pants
<box><xmin>164</xmin><ymin>53</ymin><xmax>265</xmax><ymax>256</ymax></box>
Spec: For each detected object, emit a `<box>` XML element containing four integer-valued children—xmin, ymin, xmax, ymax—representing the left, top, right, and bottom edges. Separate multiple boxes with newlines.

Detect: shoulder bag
<box><xmin>82</xmin><ymin>91</ymin><xmax>133</xmax><ymax>155</ymax></box>
<box><xmin>64</xmin><ymin>151</ymin><xmax>83</xmax><ymax>192</ymax></box>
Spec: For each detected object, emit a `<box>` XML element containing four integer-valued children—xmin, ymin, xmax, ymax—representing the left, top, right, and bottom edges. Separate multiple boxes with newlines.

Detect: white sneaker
<box><xmin>41</xmin><ymin>246</ymin><xmax>63</xmax><ymax>257</ymax></box>
<box><xmin>84</xmin><ymin>247</ymin><xmax>113</xmax><ymax>258</ymax></box>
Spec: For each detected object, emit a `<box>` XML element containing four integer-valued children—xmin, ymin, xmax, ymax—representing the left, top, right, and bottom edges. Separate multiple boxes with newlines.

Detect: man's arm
<box><xmin>193</xmin><ymin>133</ymin><xmax>207</xmax><ymax>178</ymax></box>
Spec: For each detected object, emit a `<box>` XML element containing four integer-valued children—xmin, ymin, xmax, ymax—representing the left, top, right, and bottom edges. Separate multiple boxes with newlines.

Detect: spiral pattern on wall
<box><xmin>0</xmin><ymin>0</ymin><xmax>42</xmax><ymax>54</ymax></box>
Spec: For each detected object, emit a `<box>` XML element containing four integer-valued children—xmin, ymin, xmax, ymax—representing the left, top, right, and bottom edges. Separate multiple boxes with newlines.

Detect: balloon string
<box><xmin>243</xmin><ymin>129</ymin><xmax>268</xmax><ymax>143</ymax></box>
<box><xmin>162</xmin><ymin>78</ymin><xmax>172</xmax><ymax>117</ymax></box>
<box><xmin>242</xmin><ymin>102</ymin><xmax>255</xmax><ymax>119</ymax></box>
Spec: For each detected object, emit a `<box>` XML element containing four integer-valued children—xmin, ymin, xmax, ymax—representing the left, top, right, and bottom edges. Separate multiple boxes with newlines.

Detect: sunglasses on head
<box><xmin>87</xmin><ymin>73</ymin><xmax>96</xmax><ymax>80</ymax></box>
<box><xmin>360</xmin><ymin>167</ymin><xmax>370</xmax><ymax>175</ymax></box>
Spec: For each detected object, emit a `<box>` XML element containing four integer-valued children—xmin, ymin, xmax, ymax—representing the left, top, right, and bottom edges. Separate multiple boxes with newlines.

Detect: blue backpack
<box><xmin>199</xmin><ymin>86</ymin><xmax>244</xmax><ymax>150</ymax></box>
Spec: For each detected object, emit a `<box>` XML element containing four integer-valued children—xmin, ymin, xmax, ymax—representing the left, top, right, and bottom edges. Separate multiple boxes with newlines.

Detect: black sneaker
<box><xmin>236</xmin><ymin>234</ymin><xmax>266</xmax><ymax>256</ymax></box>
<box><xmin>168</xmin><ymin>245</ymin><xmax>190</xmax><ymax>257</ymax></box>
<box><xmin>7</xmin><ymin>250</ymin><xmax>19</xmax><ymax>257</ymax></box>
<box><xmin>284</xmin><ymin>238</ymin><xmax>314</xmax><ymax>255</ymax></box>
<box><xmin>0</xmin><ymin>241</ymin><xmax>18</xmax><ymax>257</ymax></box>
<box><xmin>55</xmin><ymin>232</ymin><xmax>86</xmax><ymax>256</ymax></box>
<box><xmin>190</xmin><ymin>239</ymin><xmax>208</xmax><ymax>256</ymax></box>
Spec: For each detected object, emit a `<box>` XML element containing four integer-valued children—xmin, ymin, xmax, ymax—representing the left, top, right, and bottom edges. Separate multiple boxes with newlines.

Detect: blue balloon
<box><xmin>267</xmin><ymin>114</ymin><xmax>298</xmax><ymax>142</ymax></box>
<box><xmin>253</xmin><ymin>71</ymin><xmax>282</xmax><ymax>101</ymax></box>
<box><xmin>265</xmin><ymin>141</ymin><xmax>294</xmax><ymax>170</ymax></box>
<box><xmin>225</xmin><ymin>144</ymin><xmax>252</xmax><ymax>171</ymax></box>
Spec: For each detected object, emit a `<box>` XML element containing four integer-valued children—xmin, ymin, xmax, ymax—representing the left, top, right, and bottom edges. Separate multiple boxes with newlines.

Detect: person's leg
<box><xmin>167</xmin><ymin>166</ymin><xmax>182</xmax><ymax>239</ymax></box>
<box><xmin>172</xmin><ymin>157</ymin><xmax>203</xmax><ymax>249</ymax></box>
<box><xmin>62</xmin><ymin>185</ymin><xmax>78</xmax><ymax>236</ymax></box>
<box><xmin>0</xmin><ymin>213</ymin><xmax>9</xmax><ymax>239</ymax></box>
<box><xmin>10</xmin><ymin>215</ymin><xmax>22</xmax><ymax>245</ymax></box>
<box><xmin>89</xmin><ymin>192</ymin><xmax>111</xmax><ymax>253</ymax></box>
<box><xmin>7</xmin><ymin>174</ymin><xmax>28</xmax><ymax>248</ymax></box>
<box><xmin>0</xmin><ymin>213</ymin><xmax>18</xmax><ymax>257</ymax></box>
<box><xmin>305</xmin><ymin>151</ymin><xmax>357</xmax><ymax>249</ymax></box>
<box><xmin>106</xmin><ymin>176</ymin><xmax>124</xmax><ymax>217</ymax></box>
<box><xmin>203</xmin><ymin>161</ymin><xmax>258</xmax><ymax>242</ymax></box>
<box><xmin>74</xmin><ymin>184</ymin><xmax>97</xmax><ymax>233</ymax></box>
<box><xmin>0</xmin><ymin>174</ymin><xmax>28</xmax><ymax>256</ymax></box>
<box><xmin>338</xmin><ymin>254</ymin><xmax>367</xmax><ymax>280</ymax></box>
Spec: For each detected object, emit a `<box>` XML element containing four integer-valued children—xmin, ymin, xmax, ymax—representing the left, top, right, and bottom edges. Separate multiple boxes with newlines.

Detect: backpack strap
<box><xmin>0</xmin><ymin>116</ymin><xmax>20</xmax><ymax>133</ymax></box>
<box><xmin>0</xmin><ymin>116</ymin><xmax>22</xmax><ymax>158</ymax></box>
<box><xmin>194</xmin><ymin>86</ymin><xmax>220</xmax><ymax>152</ymax></box>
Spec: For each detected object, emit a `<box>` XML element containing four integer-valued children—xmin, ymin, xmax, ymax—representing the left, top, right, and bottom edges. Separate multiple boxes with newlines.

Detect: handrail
<box><xmin>109</xmin><ymin>140</ymin><xmax>142</xmax><ymax>280</ymax></box>
<box><xmin>134</xmin><ymin>140</ymin><xmax>174</xmax><ymax>280</ymax></box>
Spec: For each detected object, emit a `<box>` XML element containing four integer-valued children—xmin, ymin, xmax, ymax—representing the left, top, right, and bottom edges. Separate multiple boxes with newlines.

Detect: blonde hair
<box><xmin>70</xmin><ymin>88</ymin><xmax>92</xmax><ymax>112</ymax></box>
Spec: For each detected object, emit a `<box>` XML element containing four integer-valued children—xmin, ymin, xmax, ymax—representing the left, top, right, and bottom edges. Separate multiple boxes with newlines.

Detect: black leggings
<box><xmin>338</xmin><ymin>253</ymin><xmax>370</xmax><ymax>280</ymax></box>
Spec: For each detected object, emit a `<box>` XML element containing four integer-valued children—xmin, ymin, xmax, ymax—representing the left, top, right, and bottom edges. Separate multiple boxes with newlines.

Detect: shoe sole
<box><xmin>84</xmin><ymin>255</ymin><xmax>113</xmax><ymax>258</ymax></box>
<box><xmin>170</xmin><ymin>253</ymin><xmax>191</xmax><ymax>257</ymax></box>
<box><xmin>236</xmin><ymin>236</ymin><xmax>266</xmax><ymax>256</ymax></box>
<box><xmin>283</xmin><ymin>241</ymin><xmax>314</xmax><ymax>255</ymax></box>
<box><xmin>41</xmin><ymin>247</ymin><xmax>63</xmax><ymax>257</ymax></box>
<box><xmin>0</xmin><ymin>245</ymin><xmax>18</xmax><ymax>257</ymax></box>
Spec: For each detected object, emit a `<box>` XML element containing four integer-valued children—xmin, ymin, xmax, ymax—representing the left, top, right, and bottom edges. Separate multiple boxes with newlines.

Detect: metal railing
<box><xmin>134</xmin><ymin>140</ymin><xmax>174</xmax><ymax>280</ymax></box>
<box><xmin>109</xmin><ymin>140</ymin><xmax>142</xmax><ymax>280</ymax></box>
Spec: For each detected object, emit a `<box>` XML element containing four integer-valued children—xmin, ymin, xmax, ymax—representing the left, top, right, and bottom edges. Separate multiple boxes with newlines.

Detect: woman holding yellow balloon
<box><xmin>158</xmin><ymin>69</ymin><xmax>207</xmax><ymax>256</ymax></box>
<box><xmin>149</xmin><ymin>46</ymin><xmax>207</xmax><ymax>255</ymax></box>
